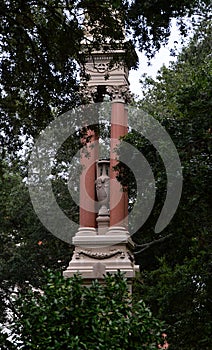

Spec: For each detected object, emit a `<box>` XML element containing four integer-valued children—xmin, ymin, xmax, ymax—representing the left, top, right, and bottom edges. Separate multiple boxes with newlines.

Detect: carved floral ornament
<box><xmin>74</xmin><ymin>249</ymin><xmax>135</xmax><ymax>264</ymax></box>
<box><xmin>80</xmin><ymin>84</ymin><xmax>132</xmax><ymax>103</ymax></box>
<box><xmin>75</xmin><ymin>249</ymin><xmax>126</xmax><ymax>260</ymax></box>
<box><xmin>106</xmin><ymin>85</ymin><xmax>132</xmax><ymax>103</ymax></box>
<box><xmin>79</xmin><ymin>85</ymin><xmax>97</xmax><ymax>103</ymax></box>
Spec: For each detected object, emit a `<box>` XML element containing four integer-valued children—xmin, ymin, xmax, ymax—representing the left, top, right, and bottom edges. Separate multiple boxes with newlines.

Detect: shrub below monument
<box><xmin>4</xmin><ymin>270</ymin><xmax>165</xmax><ymax>349</ymax></box>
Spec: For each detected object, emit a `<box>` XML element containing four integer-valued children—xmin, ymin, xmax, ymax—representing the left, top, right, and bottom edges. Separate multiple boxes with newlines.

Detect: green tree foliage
<box><xmin>123</xmin><ymin>21</ymin><xmax>211</xmax><ymax>349</ymax></box>
<box><xmin>2</xmin><ymin>271</ymin><xmax>164</xmax><ymax>350</ymax></box>
<box><xmin>1</xmin><ymin>0</ymin><xmax>211</xmax><ymax>154</ymax></box>
<box><xmin>0</xmin><ymin>2</ymin><xmax>211</xmax><ymax>348</ymax></box>
<box><xmin>0</xmin><ymin>159</ymin><xmax>75</xmax><ymax>326</ymax></box>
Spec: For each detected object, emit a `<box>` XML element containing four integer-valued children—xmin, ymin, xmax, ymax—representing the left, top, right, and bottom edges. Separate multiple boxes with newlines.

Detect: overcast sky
<box><xmin>129</xmin><ymin>19</ymin><xmax>185</xmax><ymax>97</ymax></box>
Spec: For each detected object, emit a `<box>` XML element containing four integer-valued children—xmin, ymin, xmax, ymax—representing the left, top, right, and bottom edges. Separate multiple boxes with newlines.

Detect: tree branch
<box><xmin>134</xmin><ymin>234</ymin><xmax>173</xmax><ymax>254</ymax></box>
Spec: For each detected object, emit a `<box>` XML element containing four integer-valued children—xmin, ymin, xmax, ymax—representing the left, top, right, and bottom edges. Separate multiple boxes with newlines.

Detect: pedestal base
<box><xmin>63</xmin><ymin>227</ymin><xmax>139</xmax><ymax>289</ymax></box>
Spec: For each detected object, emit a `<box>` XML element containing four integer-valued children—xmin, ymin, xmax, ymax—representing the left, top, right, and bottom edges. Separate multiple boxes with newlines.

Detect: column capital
<box><xmin>80</xmin><ymin>85</ymin><xmax>98</xmax><ymax>104</ymax></box>
<box><xmin>106</xmin><ymin>85</ymin><xmax>132</xmax><ymax>104</ymax></box>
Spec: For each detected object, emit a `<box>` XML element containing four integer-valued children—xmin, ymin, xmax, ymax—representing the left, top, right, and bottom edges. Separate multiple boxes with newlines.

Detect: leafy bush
<box><xmin>4</xmin><ymin>270</ymin><xmax>164</xmax><ymax>349</ymax></box>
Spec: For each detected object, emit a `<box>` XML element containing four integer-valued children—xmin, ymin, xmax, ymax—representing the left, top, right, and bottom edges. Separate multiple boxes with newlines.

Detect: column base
<box><xmin>75</xmin><ymin>227</ymin><xmax>97</xmax><ymax>236</ymax></box>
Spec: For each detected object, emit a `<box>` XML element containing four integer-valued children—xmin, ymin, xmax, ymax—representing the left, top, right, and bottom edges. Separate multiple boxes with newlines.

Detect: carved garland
<box><xmin>75</xmin><ymin>249</ymin><xmax>126</xmax><ymax>260</ymax></box>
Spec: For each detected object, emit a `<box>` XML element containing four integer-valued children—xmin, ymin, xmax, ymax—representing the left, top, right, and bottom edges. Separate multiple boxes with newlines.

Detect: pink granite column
<box><xmin>110</xmin><ymin>99</ymin><xmax>128</xmax><ymax>228</ymax></box>
<box><xmin>79</xmin><ymin>129</ymin><xmax>98</xmax><ymax>229</ymax></box>
<box><xmin>124</xmin><ymin>105</ymin><xmax>129</xmax><ymax>229</ymax></box>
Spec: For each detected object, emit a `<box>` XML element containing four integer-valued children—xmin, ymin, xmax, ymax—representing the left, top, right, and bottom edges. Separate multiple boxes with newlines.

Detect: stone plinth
<box><xmin>63</xmin><ymin>229</ymin><xmax>139</xmax><ymax>287</ymax></box>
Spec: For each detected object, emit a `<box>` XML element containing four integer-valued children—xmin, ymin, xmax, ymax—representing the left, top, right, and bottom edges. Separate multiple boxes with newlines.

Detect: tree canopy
<box><xmin>0</xmin><ymin>2</ymin><xmax>211</xmax><ymax>349</ymax></box>
<box><xmin>123</xmin><ymin>20</ymin><xmax>211</xmax><ymax>349</ymax></box>
<box><xmin>1</xmin><ymin>0</ymin><xmax>211</xmax><ymax>155</ymax></box>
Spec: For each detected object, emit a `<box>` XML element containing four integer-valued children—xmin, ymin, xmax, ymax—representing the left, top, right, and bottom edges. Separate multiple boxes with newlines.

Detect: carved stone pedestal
<box><xmin>63</xmin><ymin>229</ymin><xmax>139</xmax><ymax>290</ymax></box>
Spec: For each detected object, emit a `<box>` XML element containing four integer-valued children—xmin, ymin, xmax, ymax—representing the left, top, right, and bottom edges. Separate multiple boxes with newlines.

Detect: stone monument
<box><xmin>63</xmin><ymin>21</ymin><xmax>139</xmax><ymax>289</ymax></box>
